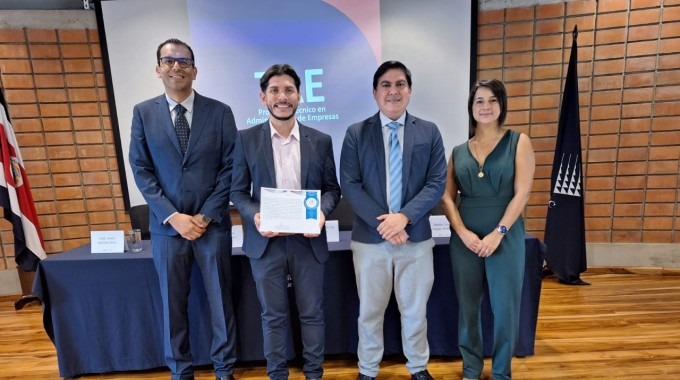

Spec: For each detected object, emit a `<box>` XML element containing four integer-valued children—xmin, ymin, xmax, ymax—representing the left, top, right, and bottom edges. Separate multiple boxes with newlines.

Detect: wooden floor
<box><xmin>2</xmin><ymin>272</ymin><xmax>680</xmax><ymax>379</ymax></box>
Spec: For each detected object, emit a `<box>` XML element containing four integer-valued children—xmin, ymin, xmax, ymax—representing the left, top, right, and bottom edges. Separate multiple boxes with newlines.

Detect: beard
<box><xmin>267</xmin><ymin>103</ymin><xmax>298</xmax><ymax>121</ymax></box>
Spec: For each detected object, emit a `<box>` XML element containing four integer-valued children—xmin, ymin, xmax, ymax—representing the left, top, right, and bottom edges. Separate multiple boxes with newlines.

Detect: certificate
<box><xmin>259</xmin><ymin>187</ymin><xmax>321</xmax><ymax>234</ymax></box>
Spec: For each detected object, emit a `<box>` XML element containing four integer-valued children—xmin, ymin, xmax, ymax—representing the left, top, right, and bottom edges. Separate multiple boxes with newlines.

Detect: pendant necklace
<box><xmin>471</xmin><ymin>132</ymin><xmax>503</xmax><ymax>179</ymax></box>
<box><xmin>472</xmin><ymin>142</ymin><xmax>485</xmax><ymax>178</ymax></box>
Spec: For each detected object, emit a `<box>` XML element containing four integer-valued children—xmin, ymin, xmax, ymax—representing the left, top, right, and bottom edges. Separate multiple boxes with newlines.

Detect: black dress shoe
<box><xmin>357</xmin><ymin>374</ymin><xmax>375</xmax><ymax>380</ymax></box>
<box><xmin>411</xmin><ymin>369</ymin><xmax>434</xmax><ymax>380</ymax></box>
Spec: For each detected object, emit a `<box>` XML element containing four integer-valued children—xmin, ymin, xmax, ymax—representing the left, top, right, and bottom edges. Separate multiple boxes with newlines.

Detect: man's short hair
<box><xmin>372</xmin><ymin>60</ymin><xmax>412</xmax><ymax>90</ymax></box>
<box><xmin>259</xmin><ymin>64</ymin><xmax>301</xmax><ymax>92</ymax></box>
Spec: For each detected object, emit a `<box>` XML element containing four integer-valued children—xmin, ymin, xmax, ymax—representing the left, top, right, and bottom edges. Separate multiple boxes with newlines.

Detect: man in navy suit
<box><xmin>231</xmin><ymin>64</ymin><xmax>340</xmax><ymax>380</ymax></box>
<box><xmin>340</xmin><ymin>61</ymin><xmax>447</xmax><ymax>380</ymax></box>
<box><xmin>129</xmin><ymin>38</ymin><xmax>237</xmax><ymax>380</ymax></box>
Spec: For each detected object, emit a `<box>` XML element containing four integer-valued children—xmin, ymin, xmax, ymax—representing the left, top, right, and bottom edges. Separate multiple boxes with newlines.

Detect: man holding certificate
<box><xmin>231</xmin><ymin>64</ymin><xmax>340</xmax><ymax>380</ymax></box>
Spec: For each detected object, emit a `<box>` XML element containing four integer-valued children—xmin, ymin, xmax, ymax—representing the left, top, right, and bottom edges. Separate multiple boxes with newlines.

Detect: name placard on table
<box><xmin>429</xmin><ymin>215</ymin><xmax>451</xmax><ymax>238</ymax></box>
<box><xmin>91</xmin><ymin>231</ymin><xmax>125</xmax><ymax>253</ymax></box>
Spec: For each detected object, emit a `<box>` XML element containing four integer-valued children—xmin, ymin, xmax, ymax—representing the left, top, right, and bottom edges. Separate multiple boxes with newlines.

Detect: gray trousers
<box><xmin>351</xmin><ymin>238</ymin><xmax>435</xmax><ymax>377</ymax></box>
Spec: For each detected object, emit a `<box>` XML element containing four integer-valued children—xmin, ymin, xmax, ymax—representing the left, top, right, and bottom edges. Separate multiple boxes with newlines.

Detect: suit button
<box><xmin>182</xmin><ymin>167</ymin><xmax>188</xmax><ymax>171</ymax></box>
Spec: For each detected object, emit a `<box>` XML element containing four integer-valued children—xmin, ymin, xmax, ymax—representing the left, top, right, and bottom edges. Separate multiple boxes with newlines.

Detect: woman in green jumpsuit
<box><xmin>441</xmin><ymin>79</ymin><xmax>535</xmax><ymax>380</ymax></box>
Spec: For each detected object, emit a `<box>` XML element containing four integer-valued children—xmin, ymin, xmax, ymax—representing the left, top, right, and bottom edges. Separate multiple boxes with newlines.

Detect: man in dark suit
<box><xmin>231</xmin><ymin>64</ymin><xmax>340</xmax><ymax>380</ymax></box>
<box><xmin>340</xmin><ymin>61</ymin><xmax>447</xmax><ymax>380</ymax></box>
<box><xmin>129</xmin><ymin>38</ymin><xmax>237</xmax><ymax>380</ymax></box>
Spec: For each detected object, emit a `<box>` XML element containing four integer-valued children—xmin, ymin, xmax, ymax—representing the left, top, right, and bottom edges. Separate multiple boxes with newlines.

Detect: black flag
<box><xmin>544</xmin><ymin>25</ymin><xmax>588</xmax><ymax>285</ymax></box>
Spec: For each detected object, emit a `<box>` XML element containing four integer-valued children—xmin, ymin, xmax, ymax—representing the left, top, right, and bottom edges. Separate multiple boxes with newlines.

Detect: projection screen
<box><xmin>95</xmin><ymin>0</ymin><xmax>475</xmax><ymax>208</ymax></box>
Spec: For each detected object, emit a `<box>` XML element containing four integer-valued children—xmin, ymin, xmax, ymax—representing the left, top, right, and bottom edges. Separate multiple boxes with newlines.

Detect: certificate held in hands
<box><xmin>259</xmin><ymin>187</ymin><xmax>322</xmax><ymax>234</ymax></box>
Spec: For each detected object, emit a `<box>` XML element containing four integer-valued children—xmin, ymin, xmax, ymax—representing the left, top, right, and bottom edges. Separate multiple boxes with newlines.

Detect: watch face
<box><xmin>305</xmin><ymin>197</ymin><xmax>319</xmax><ymax>209</ymax></box>
<box><xmin>498</xmin><ymin>225</ymin><xmax>507</xmax><ymax>234</ymax></box>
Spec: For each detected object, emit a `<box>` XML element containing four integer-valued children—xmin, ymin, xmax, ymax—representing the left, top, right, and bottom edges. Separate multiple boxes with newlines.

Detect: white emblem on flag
<box><xmin>10</xmin><ymin>157</ymin><xmax>23</xmax><ymax>187</ymax></box>
<box><xmin>553</xmin><ymin>153</ymin><xmax>581</xmax><ymax>197</ymax></box>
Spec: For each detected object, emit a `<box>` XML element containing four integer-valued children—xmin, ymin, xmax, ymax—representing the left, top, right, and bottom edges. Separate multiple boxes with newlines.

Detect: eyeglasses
<box><xmin>159</xmin><ymin>56</ymin><xmax>194</xmax><ymax>69</ymax></box>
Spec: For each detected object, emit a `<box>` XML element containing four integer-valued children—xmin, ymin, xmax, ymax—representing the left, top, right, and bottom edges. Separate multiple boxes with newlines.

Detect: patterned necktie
<box><xmin>387</xmin><ymin>121</ymin><xmax>402</xmax><ymax>212</ymax></box>
<box><xmin>173</xmin><ymin>104</ymin><xmax>190</xmax><ymax>155</ymax></box>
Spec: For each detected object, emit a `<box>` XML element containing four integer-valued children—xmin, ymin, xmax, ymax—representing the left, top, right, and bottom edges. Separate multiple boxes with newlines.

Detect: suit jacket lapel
<box><xmin>401</xmin><ymin>112</ymin><xmax>416</xmax><ymax>190</ymax></box>
<box><xmin>155</xmin><ymin>94</ymin><xmax>183</xmax><ymax>157</ymax></box>
<box><xmin>299</xmin><ymin>124</ymin><xmax>310</xmax><ymax>188</ymax></box>
<box><xmin>369</xmin><ymin>113</ymin><xmax>388</xmax><ymax>203</ymax></box>
<box><xmin>260</xmin><ymin>123</ymin><xmax>277</xmax><ymax>185</ymax></box>
<box><xmin>185</xmin><ymin>92</ymin><xmax>207</xmax><ymax>158</ymax></box>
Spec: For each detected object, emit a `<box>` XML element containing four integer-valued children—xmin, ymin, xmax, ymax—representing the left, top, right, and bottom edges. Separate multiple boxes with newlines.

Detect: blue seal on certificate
<box><xmin>304</xmin><ymin>192</ymin><xmax>318</xmax><ymax>220</ymax></box>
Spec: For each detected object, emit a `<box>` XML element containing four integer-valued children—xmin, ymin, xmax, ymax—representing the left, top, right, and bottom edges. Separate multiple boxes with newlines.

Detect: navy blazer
<box><xmin>129</xmin><ymin>92</ymin><xmax>237</xmax><ymax>235</ymax></box>
<box><xmin>340</xmin><ymin>112</ymin><xmax>447</xmax><ymax>244</ymax></box>
<box><xmin>230</xmin><ymin>122</ymin><xmax>341</xmax><ymax>262</ymax></box>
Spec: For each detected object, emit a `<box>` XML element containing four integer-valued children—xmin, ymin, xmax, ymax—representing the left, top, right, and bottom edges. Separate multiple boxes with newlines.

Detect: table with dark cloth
<box><xmin>33</xmin><ymin>232</ymin><xmax>545</xmax><ymax>378</ymax></box>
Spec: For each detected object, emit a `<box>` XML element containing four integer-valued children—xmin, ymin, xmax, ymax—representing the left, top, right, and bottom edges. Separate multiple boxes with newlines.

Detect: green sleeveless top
<box><xmin>451</xmin><ymin>129</ymin><xmax>525</xmax><ymax>241</ymax></box>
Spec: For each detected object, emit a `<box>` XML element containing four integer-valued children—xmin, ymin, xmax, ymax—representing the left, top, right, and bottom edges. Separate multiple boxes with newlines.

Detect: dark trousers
<box><xmin>152</xmin><ymin>232</ymin><xmax>237</xmax><ymax>380</ymax></box>
<box><xmin>250</xmin><ymin>235</ymin><xmax>325</xmax><ymax>380</ymax></box>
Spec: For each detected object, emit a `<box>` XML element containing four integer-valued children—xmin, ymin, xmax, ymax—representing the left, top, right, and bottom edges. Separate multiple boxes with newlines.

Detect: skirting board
<box><xmin>0</xmin><ymin>269</ymin><xmax>21</xmax><ymax>296</ymax></box>
<box><xmin>587</xmin><ymin>243</ymin><xmax>680</xmax><ymax>269</ymax></box>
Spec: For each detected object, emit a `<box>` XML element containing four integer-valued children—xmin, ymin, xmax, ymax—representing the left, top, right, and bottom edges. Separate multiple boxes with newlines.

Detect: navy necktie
<box><xmin>387</xmin><ymin>121</ymin><xmax>402</xmax><ymax>212</ymax></box>
<box><xmin>174</xmin><ymin>104</ymin><xmax>190</xmax><ymax>155</ymax></box>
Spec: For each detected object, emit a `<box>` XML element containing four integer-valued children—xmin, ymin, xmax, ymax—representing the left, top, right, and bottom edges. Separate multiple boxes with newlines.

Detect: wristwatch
<box><xmin>496</xmin><ymin>225</ymin><xmax>508</xmax><ymax>235</ymax></box>
<box><xmin>201</xmin><ymin>214</ymin><xmax>213</xmax><ymax>224</ymax></box>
